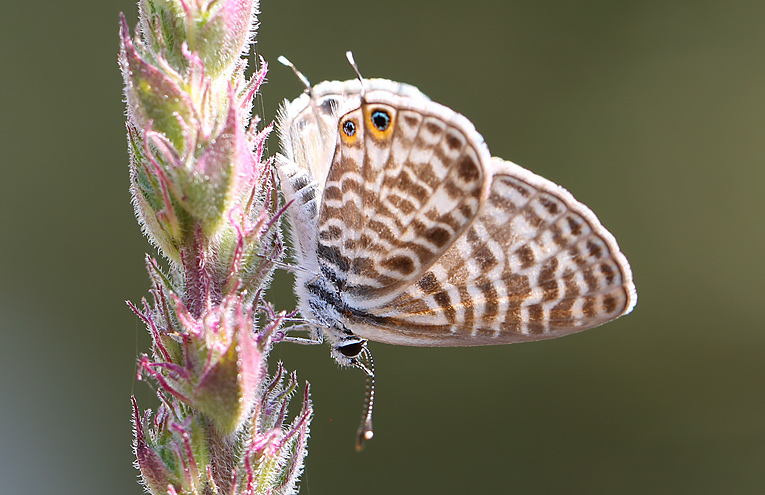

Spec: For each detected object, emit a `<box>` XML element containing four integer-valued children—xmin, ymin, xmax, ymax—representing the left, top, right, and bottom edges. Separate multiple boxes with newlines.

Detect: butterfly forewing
<box><xmin>316</xmin><ymin>93</ymin><xmax>488</xmax><ymax>310</ymax></box>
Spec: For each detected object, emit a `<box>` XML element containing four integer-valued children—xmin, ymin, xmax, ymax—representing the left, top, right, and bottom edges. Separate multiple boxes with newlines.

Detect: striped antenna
<box><xmin>345</xmin><ymin>51</ymin><xmax>366</xmax><ymax>99</ymax></box>
<box><xmin>278</xmin><ymin>55</ymin><xmax>312</xmax><ymax>94</ymax></box>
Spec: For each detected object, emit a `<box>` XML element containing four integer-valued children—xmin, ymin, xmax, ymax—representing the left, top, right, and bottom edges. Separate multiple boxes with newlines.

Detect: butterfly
<box><xmin>275</xmin><ymin>54</ymin><xmax>636</xmax><ymax>447</ymax></box>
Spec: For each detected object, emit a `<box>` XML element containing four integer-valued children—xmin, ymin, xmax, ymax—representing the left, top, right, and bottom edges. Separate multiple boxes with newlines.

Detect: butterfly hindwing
<box><xmin>353</xmin><ymin>158</ymin><xmax>636</xmax><ymax>346</ymax></box>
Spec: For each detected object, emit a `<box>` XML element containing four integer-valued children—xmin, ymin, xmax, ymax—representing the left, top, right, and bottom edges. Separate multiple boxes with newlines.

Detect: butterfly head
<box><xmin>326</xmin><ymin>332</ymin><xmax>376</xmax><ymax>450</ymax></box>
<box><xmin>330</xmin><ymin>334</ymin><xmax>368</xmax><ymax>367</ymax></box>
<box><xmin>329</xmin><ymin>331</ymin><xmax>375</xmax><ymax>451</ymax></box>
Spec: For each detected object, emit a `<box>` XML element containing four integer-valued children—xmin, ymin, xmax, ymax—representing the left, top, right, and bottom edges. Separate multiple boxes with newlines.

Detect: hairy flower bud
<box><xmin>138</xmin><ymin>0</ymin><xmax>257</xmax><ymax>79</ymax></box>
<box><xmin>132</xmin><ymin>398</ymin><xmax>208</xmax><ymax>494</ymax></box>
<box><xmin>136</xmin><ymin>290</ymin><xmax>267</xmax><ymax>435</ymax></box>
<box><xmin>120</xmin><ymin>4</ymin><xmax>273</xmax><ymax>266</ymax></box>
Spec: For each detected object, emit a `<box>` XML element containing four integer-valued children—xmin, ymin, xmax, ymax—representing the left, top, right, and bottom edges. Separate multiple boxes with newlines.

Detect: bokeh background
<box><xmin>2</xmin><ymin>0</ymin><xmax>763</xmax><ymax>493</ymax></box>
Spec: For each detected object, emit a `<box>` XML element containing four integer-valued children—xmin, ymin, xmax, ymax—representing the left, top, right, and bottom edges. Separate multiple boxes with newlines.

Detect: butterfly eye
<box><xmin>342</xmin><ymin>119</ymin><xmax>356</xmax><ymax>137</ymax></box>
<box><xmin>371</xmin><ymin>109</ymin><xmax>391</xmax><ymax>131</ymax></box>
<box><xmin>337</xmin><ymin>341</ymin><xmax>365</xmax><ymax>358</ymax></box>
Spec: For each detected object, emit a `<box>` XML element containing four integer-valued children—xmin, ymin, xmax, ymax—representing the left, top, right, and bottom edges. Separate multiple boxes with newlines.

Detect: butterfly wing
<box><xmin>353</xmin><ymin>157</ymin><xmax>636</xmax><ymax>346</ymax></box>
<box><xmin>278</xmin><ymin>80</ymin><xmax>431</xmax><ymax>277</ymax></box>
<box><xmin>315</xmin><ymin>94</ymin><xmax>635</xmax><ymax>346</ymax></box>
<box><xmin>282</xmin><ymin>80</ymin><xmax>635</xmax><ymax>347</ymax></box>
<box><xmin>315</xmin><ymin>89</ymin><xmax>491</xmax><ymax>311</ymax></box>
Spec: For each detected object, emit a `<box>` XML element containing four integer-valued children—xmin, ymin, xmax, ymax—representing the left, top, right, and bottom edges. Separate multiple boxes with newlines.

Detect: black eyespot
<box><xmin>371</xmin><ymin>109</ymin><xmax>391</xmax><ymax>131</ymax></box>
<box><xmin>342</xmin><ymin>119</ymin><xmax>356</xmax><ymax>137</ymax></box>
<box><xmin>337</xmin><ymin>341</ymin><xmax>364</xmax><ymax>358</ymax></box>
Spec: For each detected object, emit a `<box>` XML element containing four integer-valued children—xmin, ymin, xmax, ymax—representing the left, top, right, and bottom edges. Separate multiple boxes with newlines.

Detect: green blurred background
<box><xmin>1</xmin><ymin>0</ymin><xmax>763</xmax><ymax>493</ymax></box>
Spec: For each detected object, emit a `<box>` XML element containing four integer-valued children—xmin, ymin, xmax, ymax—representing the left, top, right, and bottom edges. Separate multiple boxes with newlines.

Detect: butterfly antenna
<box><xmin>278</xmin><ymin>55</ymin><xmax>313</xmax><ymax>97</ymax></box>
<box><xmin>278</xmin><ymin>55</ymin><xmax>336</xmax><ymax>151</ymax></box>
<box><xmin>354</xmin><ymin>346</ymin><xmax>375</xmax><ymax>451</ymax></box>
<box><xmin>345</xmin><ymin>51</ymin><xmax>366</xmax><ymax>99</ymax></box>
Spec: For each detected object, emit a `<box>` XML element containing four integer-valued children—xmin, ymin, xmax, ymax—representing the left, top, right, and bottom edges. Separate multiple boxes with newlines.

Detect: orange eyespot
<box><xmin>340</xmin><ymin>117</ymin><xmax>358</xmax><ymax>144</ymax></box>
<box><xmin>365</xmin><ymin>105</ymin><xmax>396</xmax><ymax>140</ymax></box>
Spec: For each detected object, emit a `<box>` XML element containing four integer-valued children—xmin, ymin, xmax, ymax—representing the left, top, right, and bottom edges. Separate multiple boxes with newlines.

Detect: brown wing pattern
<box><xmin>352</xmin><ymin>158</ymin><xmax>636</xmax><ymax>346</ymax></box>
<box><xmin>303</xmin><ymin>86</ymin><xmax>635</xmax><ymax>347</ymax></box>
<box><xmin>315</xmin><ymin>94</ymin><xmax>488</xmax><ymax>309</ymax></box>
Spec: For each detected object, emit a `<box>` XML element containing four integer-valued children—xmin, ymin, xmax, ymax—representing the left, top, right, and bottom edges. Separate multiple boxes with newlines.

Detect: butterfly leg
<box><xmin>252</xmin><ymin>254</ymin><xmax>318</xmax><ymax>276</ymax></box>
<box><xmin>277</xmin><ymin>324</ymin><xmax>324</xmax><ymax>346</ymax></box>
